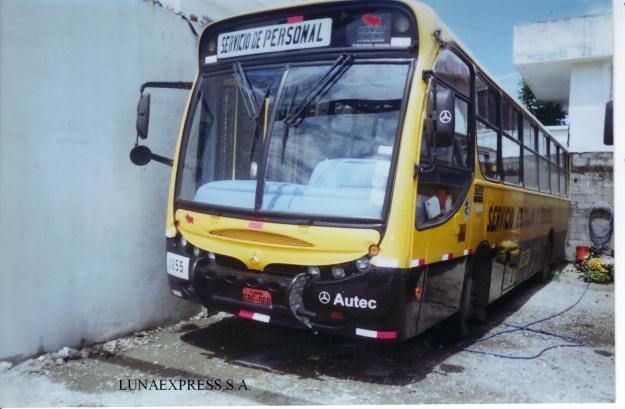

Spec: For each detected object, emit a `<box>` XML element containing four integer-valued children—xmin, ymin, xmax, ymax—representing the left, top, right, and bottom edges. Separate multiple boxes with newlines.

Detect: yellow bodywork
<box><xmin>164</xmin><ymin>0</ymin><xmax>570</xmax><ymax>272</ymax></box>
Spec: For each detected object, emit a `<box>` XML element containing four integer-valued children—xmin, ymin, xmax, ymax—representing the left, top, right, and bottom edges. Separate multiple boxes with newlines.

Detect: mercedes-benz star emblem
<box><xmin>439</xmin><ymin>109</ymin><xmax>452</xmax><ymax>124</ymax></box>
<box><xmin>318</xmin><ymin>291</ymin><xmax>331</xmax><ymax>304</ymax></box>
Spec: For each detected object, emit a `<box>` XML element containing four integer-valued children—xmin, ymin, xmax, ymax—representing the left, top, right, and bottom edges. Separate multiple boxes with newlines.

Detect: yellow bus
<box><xmin>130</xmin><ymin>0</ymin><xmax>570</xmax><ymax>341</ymax></box>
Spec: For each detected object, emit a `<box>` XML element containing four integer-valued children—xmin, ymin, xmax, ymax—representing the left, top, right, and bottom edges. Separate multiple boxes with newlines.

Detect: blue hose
<box><xmin>588</xmin><ymin>201</ymin><xmax>613</xmax><ymax>250</ymax></box>
<box><xmin>459</xmin><ymin>273</ymin><xmax>590</xmax><ymax>359</ymax></box>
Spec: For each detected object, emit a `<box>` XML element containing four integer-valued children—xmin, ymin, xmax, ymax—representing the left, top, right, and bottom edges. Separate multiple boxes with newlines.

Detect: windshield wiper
<box><xmin>232</xmin><ymin>62</ymin><xmax>272</xmax><ymax>165</ymax></box>
<box><xmin>233</xmin><ymin>62</ymin><xmax>259</xmax><ymax>119</ymax></box>
<box><xmin>249</xmin><ymin>85</ymin><xmax>272</xmax><ymax>162</ymax></box>
<box><xmin>285</xmin><ymin>53</ymin><xmax>353</xmax><ymax>127</ymax></box>
<box><xmin>280</xmin><ymin>85</ymin><xmax>298</xmax><ymax>163</ymax></box>
<box><xmin>280</xmin><ymin>53</ymin><xmax>353</xmax><ymax>162</ymax></box>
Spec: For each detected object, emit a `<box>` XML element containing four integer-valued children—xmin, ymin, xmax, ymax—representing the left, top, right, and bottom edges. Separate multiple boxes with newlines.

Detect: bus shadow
<box><xmin>180</xmin><ymin>278</ymin><xmax>547</xmax><ymax>386</ymax></box>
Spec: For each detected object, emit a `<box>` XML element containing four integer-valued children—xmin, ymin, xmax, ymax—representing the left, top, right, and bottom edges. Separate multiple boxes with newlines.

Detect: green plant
<box><xmin>578</xmin><ymin>256</ymin><xmax>614</xmax><ymax>284</ymax></box>
<box><xmin>518</xmin><ymin>80</ymin><xmax>567</xmax><ymax>125</ymax></box>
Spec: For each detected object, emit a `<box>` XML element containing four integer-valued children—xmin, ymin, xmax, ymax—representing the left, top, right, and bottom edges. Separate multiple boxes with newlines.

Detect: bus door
<box><xmin>414</xmin><ymin>48</ymin><xmax>474</xmax><ymax>332</ymax></box>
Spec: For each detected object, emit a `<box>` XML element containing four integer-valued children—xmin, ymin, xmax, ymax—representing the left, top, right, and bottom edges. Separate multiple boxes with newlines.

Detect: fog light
<box><xmin>356</xmin><ymin>257</ymin><xmax>370</xmax><ymax>272</ymax></box>
<box><xmin>208</xmin><ymin>252</ymin><xmax>216</xmax><ymax>261</ymax></box>
<box><xmin>308</xmin><ymin>266</ymin><xmax>321</xmax><ymax>279</ymax></box>
<box><xmin>331</xmin><ymin>265</ymin><xmax>345</xmax><ymax>279</ymax></box>
<box><xmin>368</xmin><ymin>244</ymin><xmax>380</xmax><ymax>256</ymax></box>
<box><xmin>180</xmin><ymin>236</ymin><xmax>188</xmax><ymax>247</ymax></box>
<box><xmin>193</xmin><ymin>247</ymin><xmax>201</xmax><ymax>257</ymax></box>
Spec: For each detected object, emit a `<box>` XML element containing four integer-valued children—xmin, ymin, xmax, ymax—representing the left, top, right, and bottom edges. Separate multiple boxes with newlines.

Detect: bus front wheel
<box><xmin>457</xmin><ymin>272</ymin><xmax>473</xmax><ymax>339</ymax></box>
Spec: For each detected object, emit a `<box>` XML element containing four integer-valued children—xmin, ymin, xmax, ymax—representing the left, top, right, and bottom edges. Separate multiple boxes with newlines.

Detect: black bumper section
<box><xmin>167</xmin><ymin>243</ymin><xmax>423</xmax><ymax>341</ymax></box>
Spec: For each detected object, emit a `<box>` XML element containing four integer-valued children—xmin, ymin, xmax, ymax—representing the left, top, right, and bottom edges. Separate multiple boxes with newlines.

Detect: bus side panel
<box><xmin>473</xmin><ymin>182</ymin><xmax>571</xmax><ymax>304</ymax></box>
<box><xmin>416</xmin><ymin>258</ymin><xmax>466</xmax><ymax>334</ymax></box>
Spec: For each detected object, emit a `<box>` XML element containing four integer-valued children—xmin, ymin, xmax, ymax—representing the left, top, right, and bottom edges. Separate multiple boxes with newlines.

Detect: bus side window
<box><xmin>501</xmin><ymin>99</ymin><xmax>521</xmax><ymax>185</ymax></box>
<box><xmin>522</xmin><ymin>118</ymin><xmax>538</xmax><ymax>190</ymax></box>
<box><xmin>476</xmin><ymin>74</ymin><xmax>500</xmax><ymax>181</ymax></box>
<box><xmin>538</xmin><ymin>131</ymin><xmax>550</xmax><ymax>192</ymax></box>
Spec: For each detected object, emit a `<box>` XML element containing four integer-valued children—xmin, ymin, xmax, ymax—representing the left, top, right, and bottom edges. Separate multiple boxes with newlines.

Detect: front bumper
<box><xmin>167</xmin><ymin>240</ymin><xmax>424</xmax><ymax>341</ymax></box>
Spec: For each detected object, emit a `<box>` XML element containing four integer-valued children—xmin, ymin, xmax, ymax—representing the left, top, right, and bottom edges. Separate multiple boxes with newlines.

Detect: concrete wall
<box><xmin>513</xmin><ymin>14</ymin><xmax>613</xmax><ymax>153</ymax></box>
<box><xmin>513</xmin><ymin>14</ymin><xmax>612</xmax><ymax>103</ymax></box>
<box><xmin>567</xmin><ymin>60</ymin><xmax>613</xmax><ymax>153</ymax></box>
<box><xmin>514</xmin><ymin>14</ymin><xmax>613</xmax><ymax>66</ymax></box>
<box><xmin>0</xmin><ymin>0</ymin><xmax>200</xmax><ymax>362</ymax></box>
<box><xmin>164</xmin><ymin>0</ymin><xmax>299</xmax><ymax>21</ymax></box>
<box><xmin>565</xmin><ymin>152</ymin><xmax>614</xmax><ymax>260</ymax></box>
<box><xmin>546</xmin><ymin>125</ymin><xmax>569</xmax><ymax>148</ymax></box>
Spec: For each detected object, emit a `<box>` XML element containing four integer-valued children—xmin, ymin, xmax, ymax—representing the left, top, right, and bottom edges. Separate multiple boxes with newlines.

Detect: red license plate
<box><xmin>242</xmin><ymin>287</ymin><xmax>272</xmax><ymax>305</ymax></box>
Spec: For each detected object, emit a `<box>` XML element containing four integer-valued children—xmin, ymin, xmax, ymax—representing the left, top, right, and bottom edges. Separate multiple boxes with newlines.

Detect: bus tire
<box><xmin>456</xmin><ymin>247</ymin><xmax>490</xmax><ymax>339</ymax></box>
<box><xmin>537</xmin><ymin>237</ymin><xmax>553</xmax><ymax>283</ymax></box>
<box><xmin>456</xmin><ymin>266</ymin><xmax>474</xmax><ymax>340</ymax></box>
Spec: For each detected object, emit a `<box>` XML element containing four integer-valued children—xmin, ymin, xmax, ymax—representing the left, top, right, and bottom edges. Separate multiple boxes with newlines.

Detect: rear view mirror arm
<box><xmin>140</xmin><ymin>81</ymin><xmax>192</xmax><ymax>94</ymax></box>
<box><xmin>151</xmin><ymin>152</ymin><xmax>174</xmax><ymax>167</ymax></box>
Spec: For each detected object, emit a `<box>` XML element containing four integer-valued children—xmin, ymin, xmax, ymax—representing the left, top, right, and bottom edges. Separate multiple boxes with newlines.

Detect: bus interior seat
<box><xmin>193</xmin><ymin>159</ymin><xmax>389</xmax><ymax>218</ymax></box>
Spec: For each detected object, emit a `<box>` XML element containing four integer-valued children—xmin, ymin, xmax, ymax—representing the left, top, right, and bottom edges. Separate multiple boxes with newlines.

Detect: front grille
<box><xmin>194</xmin><ymin>255</ymin><xmax>247</xmax><ymax>272</ymax></box>
<box><xmin>209</xmin><ymin>229</ymin><xmax>314</xmax><ymax>247</ymax></box>
<box><xmin>264</xmin><ymin>264</ymin><xmax>307</xmax><ymax>277</ymax></box>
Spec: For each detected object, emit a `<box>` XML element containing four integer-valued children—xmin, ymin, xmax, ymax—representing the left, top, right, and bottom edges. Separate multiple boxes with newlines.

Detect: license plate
<box><xmin>242</xmin><ymin>288</ymin><xmax>272</xmax><ymax>305</ymax></box>
<box><xmin>167</xmin><ymin>252</ymin><xmax>189</xmax><ymax>280</ymax></box>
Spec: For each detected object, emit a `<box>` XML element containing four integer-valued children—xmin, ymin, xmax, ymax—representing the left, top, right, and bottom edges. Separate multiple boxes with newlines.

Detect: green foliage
<box><xmin>518</xmin><ymin>80</ymin><xmax>567</xmax><ymax>126</ymax></box>
<box><xmin>578</xmin><ymin>256</ymin><xmax>614</xmax><ymax>284</ymax></box>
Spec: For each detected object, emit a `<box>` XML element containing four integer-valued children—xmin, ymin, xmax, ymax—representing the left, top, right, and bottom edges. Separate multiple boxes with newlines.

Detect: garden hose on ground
<box><xmin>459</xmin><ymin>203</ymin><xmax>611</xmax><ymax>359</ymax></box>
<box><xmin>459</xmin><ymin>270</ymin><xmax>590</xmax><ymax>360</ymax></box>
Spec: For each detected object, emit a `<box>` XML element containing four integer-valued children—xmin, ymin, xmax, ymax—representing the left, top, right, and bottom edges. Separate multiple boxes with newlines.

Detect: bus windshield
<box><xmin>177</xmin><ymin>61</ymin><xmax>410</xmax><ymax>221</ymax></box>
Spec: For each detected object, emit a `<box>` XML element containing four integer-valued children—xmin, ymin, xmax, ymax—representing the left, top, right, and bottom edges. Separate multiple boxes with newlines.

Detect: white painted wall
<box><xmin>546</xmin><ymin>125</ymin><xmax>569</xmax><ymax>148</ymax></box>
<box><xmin>0</xmin><ymin>0</ymin><xmax>200</xmax><ymax>361</ymax></box>
<box><xmin>514</xmin><ymin>12</ymin><xmax>612</xmax><ymax>103</ymax></box>
<box><xmin>164</xmin><ymin>0</ymin><xmax>299</xmax><ymax>21</ymax></box>
<box><xmin>513</xmin><ymin>13</ymin><xmax>613</xmax><ymax>153</ymax></box>
<box><xmin>514</xmin><ymin>14</ymin><xmax>612</xmax><ymax>65</ymax></box>
<box><xmin>568</xmin><ymin>60</ymin><xmax>613</xmax><ymax>153</ymax></box>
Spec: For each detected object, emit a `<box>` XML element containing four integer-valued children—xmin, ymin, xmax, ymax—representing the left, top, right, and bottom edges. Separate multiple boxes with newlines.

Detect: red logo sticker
<box><xmin>362</xmin><ymin>14</ymin><xmax>382</xmax><ymax>27</ymax></box>
<box><xmin>248</xmin><ymin>221</ymin><xmax>263</xmax><ymax>230</ymax></box>
<box><xmin>287</xmin><ymin>15</ymin><xmax>304</xmax><ymax>24</ymax></box>
<box><xmin>185</xmin><ymin>214</ymin><xmax>194</xmax><ymax>224</ymax></box>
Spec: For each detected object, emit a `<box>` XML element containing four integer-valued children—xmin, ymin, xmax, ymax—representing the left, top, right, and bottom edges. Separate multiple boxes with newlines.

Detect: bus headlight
<box><xmin>331</xmin><ymin>265</ymin><xmax>345</xmax><ymax>279</ymax></box>
<box><xmin>308</xmin><ymin>266</ymin><xmax>321</xmax><ymax>279</ymax></box>
<box><xmin>193</xmin><ymin>247</ymin><xmax>201</xmax><ymax>257</ymax></box>
<box><xmin>179</xmin><ymin>236</ymin><xmax>188</xmax><ymax>248</ymax></box>
<box><xmin>208</xmin><ymin>252</ymin><xmax>216</xmax><ymax>261</ymax></box>
<box><xmin>355</xmin><ymin>257</ymin><xmax>370</xmax><ymax>272</ymax></box>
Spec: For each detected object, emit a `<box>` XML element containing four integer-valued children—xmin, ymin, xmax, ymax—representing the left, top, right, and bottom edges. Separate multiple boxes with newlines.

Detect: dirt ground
<box><xmin>0</xmin><ymin>264</ymin><xmax>615</xmax><ymax>405</ymax></box>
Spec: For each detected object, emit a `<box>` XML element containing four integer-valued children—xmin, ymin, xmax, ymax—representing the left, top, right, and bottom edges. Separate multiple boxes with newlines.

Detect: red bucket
<box><xmin>576</xmin><ymin>246</ymin><xmax>589</xmax><ymax>262</ymax></box>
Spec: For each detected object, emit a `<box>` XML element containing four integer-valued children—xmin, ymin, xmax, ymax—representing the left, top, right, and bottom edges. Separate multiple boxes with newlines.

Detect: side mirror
<box><xmin>129</xmin><ymin>144</ymin><xmax>173</xmax><ymax>167</ymax></box>
<box><xmin>434</xmin><ymin>87</ymin><xmax>455</xmax><ymax>147</ymax></box>
<box><xmin>136</xmin><ymin>93</ymin><xmax>151</xmax><ymax>139</ymax></box>
<box><xmin>604</xmin><ymin>100</ymin><xmax>613</xmax><ymax>145</ymax></box>
<box><xmin>130</xmin><ymin>145</ymin><xmax>152</xmax><ymax>166</ymax></box>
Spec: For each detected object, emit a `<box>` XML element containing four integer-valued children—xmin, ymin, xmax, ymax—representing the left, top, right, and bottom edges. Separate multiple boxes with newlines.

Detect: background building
<box><xmin>513</xmin><ymin>13</ymin><xmax>614</xmax><ymax>258</ymax></box>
